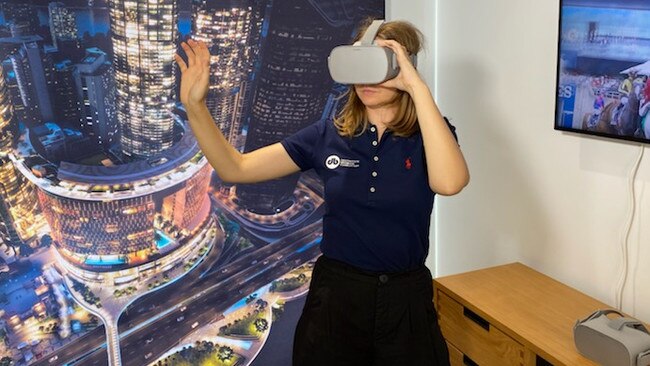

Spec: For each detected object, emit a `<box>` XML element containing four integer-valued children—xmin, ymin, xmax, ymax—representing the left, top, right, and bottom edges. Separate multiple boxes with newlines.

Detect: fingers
<box><xmin>376</xmin><ymin>39</ymin><xmax>411</xmax><ymax>62</ymax></box>
<box><xmin>375</xmin><ymin>39</ymin><xmax>422</xmax><ymax>93</ymax></box>
<box><xmin>174</xmin><ymin>53</ymin><xmax>187</xmax><ymax>72</ymax></box>
<box><xmin>180</xmin><ymin>41</ymin><xmax>195</xmax><ymax>67</ymax></box>
<box><xmin>194</xmin><ymin>40</ymin><xmax>211</xmax><ymax>67</ymax></box>
<box><xmin>177</xmin><ymin>39</ymin><xmax>211</xmax><ymax>70</ymax></box>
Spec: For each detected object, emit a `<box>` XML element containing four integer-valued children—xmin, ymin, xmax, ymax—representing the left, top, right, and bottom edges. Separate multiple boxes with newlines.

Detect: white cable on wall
<box><xmin>631</xmin><ymin>181</ymin><xmax>645</xmax><ymax>317</ymax></box>
<box><xmin>615</xmin><ymin>144</ymin><xmax>645</xmax><ymax>311</ymax></box>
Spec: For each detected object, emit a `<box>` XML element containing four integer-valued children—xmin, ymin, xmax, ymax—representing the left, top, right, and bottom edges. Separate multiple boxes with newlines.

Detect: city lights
<box><xmin>194</xmin><ymin>3</ymin><xmax>254</xmax><ymax>146</ymax></box>
<box><xmin>112</xmin><ymin>0</ymin><xmax>177</xmax><ymax>157</ymax></box>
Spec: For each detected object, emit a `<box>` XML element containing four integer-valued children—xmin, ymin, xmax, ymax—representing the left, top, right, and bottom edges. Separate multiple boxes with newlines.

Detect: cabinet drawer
<box><xmin>438</xmin><ymin>291</ymin><xmax>525</xmax><ymax>366</ymax></box>
<box><xmin>447</xmin><ymin>341</ymin><xmax>464</xmax><ymax>366</ymax></box>
<box><xmin>447</xmin><ymin>341</ymin><xmax>485</xmax><ymax>366</ymax></box>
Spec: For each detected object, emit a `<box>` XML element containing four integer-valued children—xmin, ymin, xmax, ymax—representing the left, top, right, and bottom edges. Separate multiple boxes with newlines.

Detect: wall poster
<box><xmin>0</xmin><ymin>0</ymin><xmax>384</xmax><ymax>365</ymax></box>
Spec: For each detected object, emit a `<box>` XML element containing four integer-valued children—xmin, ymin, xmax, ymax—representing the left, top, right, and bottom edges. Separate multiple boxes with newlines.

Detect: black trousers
<box><xmin>293</xmin><ymin>255</ymin><xmax>450</xmax><ymax>366</ymax></box>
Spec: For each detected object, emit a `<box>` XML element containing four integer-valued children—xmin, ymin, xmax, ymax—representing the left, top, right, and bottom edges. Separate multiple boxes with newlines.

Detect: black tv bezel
<box><xmin>553</xmin><ymin>0</ymin><xmax>650</xmax><ymax>145</ymax></box>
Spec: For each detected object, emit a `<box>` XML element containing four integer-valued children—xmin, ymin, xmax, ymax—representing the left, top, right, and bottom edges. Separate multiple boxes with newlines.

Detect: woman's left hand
<box><xmin>374</xmin><ymin>39</ymin><xmax>425</xmax><ymax>95</ymax></box>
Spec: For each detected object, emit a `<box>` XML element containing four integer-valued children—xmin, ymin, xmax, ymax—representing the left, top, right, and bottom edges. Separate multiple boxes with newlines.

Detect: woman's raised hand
<box><xmin>375</xmin><ymin>39</ymin><xmax>424</xmax><ymax>95</ymax></box>
<box><xmin>174</xmin><ymin>39</ymin><xmax>211</xmax><ymax>108</ymax></box>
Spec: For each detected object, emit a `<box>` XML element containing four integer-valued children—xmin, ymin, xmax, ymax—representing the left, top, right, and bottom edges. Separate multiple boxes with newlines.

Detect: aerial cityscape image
<box><xmin>0</xmin><ymin>0</ymin><xmax>383</xmax><ymax>365</ymax></box>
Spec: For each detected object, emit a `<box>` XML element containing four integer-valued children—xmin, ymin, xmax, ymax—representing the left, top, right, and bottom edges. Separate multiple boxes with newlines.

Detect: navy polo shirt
<box><xmin>281</xmin><ymin>118</ymin><xmax>457</xmax><ymax>273</ymax></box>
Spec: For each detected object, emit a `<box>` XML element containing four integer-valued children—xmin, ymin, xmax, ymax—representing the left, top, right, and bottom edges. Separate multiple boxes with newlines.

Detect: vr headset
<box><xmin>574</xmin><ymin>309</ymin><xmax>650</xmax><ymax>366</ymax></box>
<box><xmin>327</xmin><ymin>19</ymin><xmax>418</xmax><ymax>85</ymax></box>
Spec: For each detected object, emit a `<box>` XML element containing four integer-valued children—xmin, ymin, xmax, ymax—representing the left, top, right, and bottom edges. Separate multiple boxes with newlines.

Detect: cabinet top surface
<box><xmin>434</xmin><ymin>262</ymin><xmax>611</xmax><ymax>366</ymax></box>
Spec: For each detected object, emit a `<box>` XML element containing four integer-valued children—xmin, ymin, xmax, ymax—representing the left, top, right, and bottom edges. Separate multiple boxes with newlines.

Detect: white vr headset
<box><xmin>327</xmin><ymin>19</ymin><xmax>418</xmax><ymax>85</ymax></box>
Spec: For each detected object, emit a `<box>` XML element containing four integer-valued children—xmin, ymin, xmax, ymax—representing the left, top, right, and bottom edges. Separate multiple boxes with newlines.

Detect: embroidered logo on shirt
<box><xmin>405</xmin><ymin>157</ymin><xmax>412</xmax><ymax>170</ymax></box>
<box><xmin>326</xmin><ymin>155</ymin><xmax>341</xmax><ymax>169</ymax></box>
<box><xmin>325</xmin><ymin>155</ymin><xmax>360</xmax><ymax>169</ymax></box>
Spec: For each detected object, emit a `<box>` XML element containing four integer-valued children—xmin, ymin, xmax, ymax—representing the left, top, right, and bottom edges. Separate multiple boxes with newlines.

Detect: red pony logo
<box><xmin>405</xmin><ymin>157</ymin><xmax>412</xmax><ymax>170</ymax></box>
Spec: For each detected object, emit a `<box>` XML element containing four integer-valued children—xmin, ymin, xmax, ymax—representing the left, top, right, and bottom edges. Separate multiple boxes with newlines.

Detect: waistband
<box><xmin>316</xmin><ymin>255</ymin><xmax>430</xmax><ymax>285</ymax></box>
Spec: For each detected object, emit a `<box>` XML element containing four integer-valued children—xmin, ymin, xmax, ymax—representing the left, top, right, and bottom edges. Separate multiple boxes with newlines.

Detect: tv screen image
<box><xmin>555</xmin><ymin>0</ymin><xmax>650</xmax><ymax>143</ymax></box>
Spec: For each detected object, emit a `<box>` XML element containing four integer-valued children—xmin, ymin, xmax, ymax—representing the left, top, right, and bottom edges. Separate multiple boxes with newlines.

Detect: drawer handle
<box><xmin>463</xmin><ymin>355</ymin><xmax>479</xmax><ymax>366</ymax></box>
<box><xmin>463</xmin><ymin>307</ymin><xmax>490</xmax><ymax>331</ymax></box>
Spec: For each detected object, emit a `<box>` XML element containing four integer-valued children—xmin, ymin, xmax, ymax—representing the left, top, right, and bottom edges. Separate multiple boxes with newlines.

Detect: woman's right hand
<box><xmin>174</xmin><ymin>39</ymin><xmax>210</xmax><ymax>108</ymax></box>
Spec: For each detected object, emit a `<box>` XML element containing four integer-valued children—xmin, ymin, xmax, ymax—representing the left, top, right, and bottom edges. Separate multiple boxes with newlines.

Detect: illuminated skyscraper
<box><xmin>38</xmin><ymin>191</ymin><xmax>157</xmax><ymax>258</ymax></box>
<box><xmin>192</xmin><ymin>0</ymin><xmax>253</xmax><ymax>144</ymax></box>
<box><xmin>0</xmin><ymin>65</ymin><xmax>40</xmax><ymax>244</ymax></box>
<box><xmin>110</xmin><ymin>0</ymin><xmax>178</xmax><ymax>157</ymax></box>
<box><xmin>1</xmin><ymin>60</ymin><xmax>27</xmax><ymax>131</ymax></box>
<box><xmin>73</xmin><ymin>49</ymin><xmax>119</xmax><ymax>149</ymax></box>
<box><xmin>234</xmin><ymin>0</ymin><xmax>267</xmax><ymax>151</ymax></box>
<box><xmin>0</xmin><ymin>159</ymin><xmax>22</xmax><ymax>249</ymax></box>
<box><xmin>0</xmin><ymin>64</ymin><xmax>19</xmax><ymax>248</ymax></box>
<box><xmin>26</xmin><ymin>124</ymin><xmax>213</xmax><ymax>272</ymax></box>
<box><xmin>48</xmin><ymin>2</ymin><xmax>78</xmax><ymax>49</ymax></box>
<box><xmin>54</xmin><ymin>60</ymin><xmax>84</xmax><ymax>128</ymax></box>
<box><xmin>0</xmin><ymin>68</ymin><xmax>14</xmax><ymax>154</ymax></box>
<box><xmin>161</xmin><ymin>163</ymin><xmax>212</xmax><ymax>231</ymax></box>
<box><xmin>0</xmin><ymin>159</ymin><xmax>41</xmax><ymax>243</ymax></box>
<box><xmin>236</xmin><ymin>0</ymin><xmax>357</xmax><ymax>214</ymax></box>
<box><xmin>10</xmin><ymin>42</ymin><xmax>56</xmax><ymax>127</ymax></box>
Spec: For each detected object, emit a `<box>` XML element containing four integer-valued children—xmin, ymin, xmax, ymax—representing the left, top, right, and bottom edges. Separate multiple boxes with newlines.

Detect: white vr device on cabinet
<box><xmin>327</xmin><ymin>19</ymin><xmax>418</xmax><ymax>85</ymax></box>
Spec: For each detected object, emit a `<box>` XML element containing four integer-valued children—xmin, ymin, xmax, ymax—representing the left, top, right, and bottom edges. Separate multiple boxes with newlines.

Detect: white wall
<box><xmin>386</xmin><ymin>0</ymin><xmax>436</xmax><ymax>87</ymax></box>
<box><xmin>391</xmin><ymin>0</ymin><xmax>650</xmax><ymax>321</ymax></box>
<box><xmin>386</xmin><ymin>0</ymin><xmax>441</xmax><ymax>268</ymax></box>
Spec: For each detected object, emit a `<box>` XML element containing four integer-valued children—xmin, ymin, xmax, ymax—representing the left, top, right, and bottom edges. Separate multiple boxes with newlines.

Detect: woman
<box><xmin>175</xmin><ymin>19</ymin><xmax>469</xmax><ymax>366</ymax></box>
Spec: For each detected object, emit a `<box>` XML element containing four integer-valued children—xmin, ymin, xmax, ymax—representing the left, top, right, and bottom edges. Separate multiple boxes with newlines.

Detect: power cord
<box><xmin>615</xmin><ymin>144</ymin><xmax>645</xmax><ymax>311</ymax></box>
<box><xmin>631</xmin><ymin>180</ymin><xmax>645</xmax><ymax>317</ymax></box>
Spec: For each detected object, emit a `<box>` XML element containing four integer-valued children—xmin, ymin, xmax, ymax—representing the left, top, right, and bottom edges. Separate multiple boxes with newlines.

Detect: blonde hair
<box><xmin>334</xmin><ymin>19</ymin><xmax>424</xmax><ymax>138</ymax></box>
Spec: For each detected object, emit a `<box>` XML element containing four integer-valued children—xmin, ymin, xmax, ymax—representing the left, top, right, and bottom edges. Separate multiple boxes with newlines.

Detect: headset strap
<box><xmin>359</xmin><ymin>19</ymin><xmax>418</xmax><ymax>68</ymax></box>
<box><xmin>359</xmin><ymin>19</ymin><xmax>385</xmax><ymax>46</ymax></box>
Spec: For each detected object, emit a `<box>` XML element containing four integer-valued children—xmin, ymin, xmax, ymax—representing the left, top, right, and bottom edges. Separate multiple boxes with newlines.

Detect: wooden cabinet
<box><xmin>433</xmin><ymin>262</ymin><xmax>607</xmax><ymax>366</ymax></box>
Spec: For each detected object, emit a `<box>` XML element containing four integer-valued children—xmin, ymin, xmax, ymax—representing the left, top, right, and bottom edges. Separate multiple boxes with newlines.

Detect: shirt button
<box><xmin>370</xmin><ymin>187</ymin><xmax>376</xmax><ymax>193</ymax></box>
<box><xmin>370</xmin><ymin>126</ymin><xmax>376</xmax><ymax>132</ymax></box>
<box><xmin>372</xmin><ymin>171</ymin><xmax>378</xmax><ymax>177</ymax></box>
<box><xmin>373</xmin><ymin>156</ymin><xmax>379</xmax><ymax>162</ymax></box>
<box><xmin>372</xmin><ymin>140</ymin><xmax>378</xmax><ymax>146</ymax></box>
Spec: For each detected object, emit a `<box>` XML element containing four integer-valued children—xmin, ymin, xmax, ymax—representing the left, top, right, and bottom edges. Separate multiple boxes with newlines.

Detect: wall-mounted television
<box><xmin>555</xmin><ymin>0</ymin><xmax>650</xmax><ymax>144</ymax></box>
